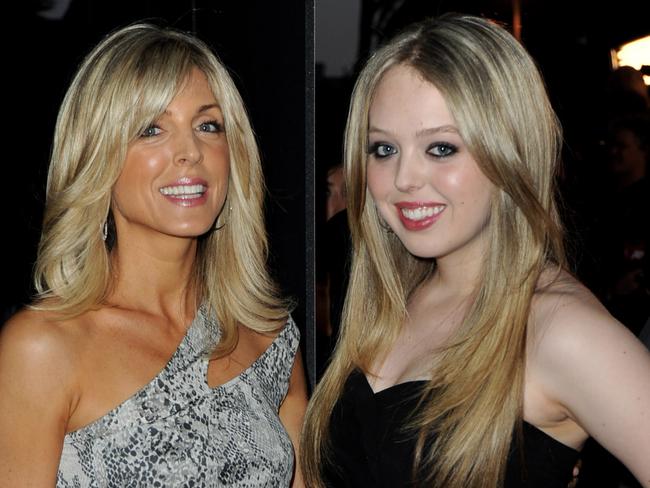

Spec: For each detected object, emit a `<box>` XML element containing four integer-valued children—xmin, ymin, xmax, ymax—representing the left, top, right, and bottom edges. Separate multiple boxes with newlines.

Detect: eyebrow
<box><xmin>197</xmin><ymin>103</ymin><xmax>221</xmax><ymax>113</ymax></box>
<box><xmin>163</xmin><ymin>103</ymin><xmax>221</xmax><ymax>116</ymax></box>
<box><xmin>416</xmin><ymin>125</ymin><xmax>458</xmax><ymax>136</ymax></box>
<box><xmin>368</xmin><ymin>124</ymin><xmax>459</xmax><ymax>136</ymax></box>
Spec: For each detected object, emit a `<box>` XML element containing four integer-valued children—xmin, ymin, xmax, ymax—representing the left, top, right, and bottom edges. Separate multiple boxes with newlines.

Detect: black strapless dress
<box><xmin>324</xmin><ymin>370</ymin><xmax>580</xmax><ymax>487</ymax></box>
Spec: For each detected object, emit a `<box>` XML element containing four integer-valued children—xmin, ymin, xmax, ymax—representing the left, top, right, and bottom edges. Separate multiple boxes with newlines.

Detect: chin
<box><xmin>165</xmin><ymin>221</ymin><xmax>215</xmax><ymax>238</ymax></box>
<box><xmin>397</xmin><ymin>239</ymin><xmax>440</xmax><ymax>260</ymax></box>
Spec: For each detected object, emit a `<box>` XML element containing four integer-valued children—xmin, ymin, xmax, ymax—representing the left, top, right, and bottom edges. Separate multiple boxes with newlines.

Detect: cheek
<box><xmin>444</xmin><ymin>166</ymin><xmax>494</xmax><ymax>220</ymax></box>
<box><xmin>215</xmin><ymin>157</ymin><xmax>231</xmax><ymax>198</ymax></box>
<box><xmin>120</xmin><ymin>148</ymin><xmax>169</xmax><ymax>186</ymax></box>
<box><xmin>209</xmin><ymin>146</ymin><xmax>231</xmax><ymax>180</ymax></box>
<box><xmin>112</xmin><ymin>172</ymin><xmax>150</xmax><ymax>214</ymax></box>
<box><xmin>112</xmin><ymin>152</ymin><xmax>165</xmax><ymax>209</ymax></box>
<box><xmin>438</xmin><ymin>167</ymin><xmax>474</xmax><ymax>210</ymax></box>
<box><xmin>366</xmin><ymin>163</ymin><xmax>391</xmax><ymax>201</ymax></box>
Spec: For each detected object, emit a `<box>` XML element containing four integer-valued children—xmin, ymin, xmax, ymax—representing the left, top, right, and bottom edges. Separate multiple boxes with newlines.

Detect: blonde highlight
<box><xmin>302</xmin><ymin>14</ymin><xmax>565</xmax><ymax>487</ymax></box>
<box><xmin>33</xmin><ymin>23</ymin><xmax>287</xmax><ymax>350</ymax></box>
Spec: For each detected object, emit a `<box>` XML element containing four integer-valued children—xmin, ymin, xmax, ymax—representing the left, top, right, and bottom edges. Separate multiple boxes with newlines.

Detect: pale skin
<box><xmin>365</xmin><ymin>65</ymin><xmax>650</xmax><ymax>486</ymax></box>
<box><xmin>0</xmin><ymin>68</ymin><xmax>307</xmax><ymax>487</ymax></box>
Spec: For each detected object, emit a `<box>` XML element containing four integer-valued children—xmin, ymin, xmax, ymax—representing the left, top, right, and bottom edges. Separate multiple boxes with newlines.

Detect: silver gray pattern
<box><xmin>57</xmin><ymin>306</ymin><xmax>299</xmax><ymax>487</ymax></box>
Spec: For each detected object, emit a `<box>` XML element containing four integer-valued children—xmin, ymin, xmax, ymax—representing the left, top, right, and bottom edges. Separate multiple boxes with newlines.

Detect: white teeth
<box><xmin>159</xmin><ymin>184</ymin><xmax>207</xmax><ymax>196</ymax></box>
<box><xmin>400</xmin><ymin>205</ymin><xmax>445</xmax><ymax>221</ymax></box>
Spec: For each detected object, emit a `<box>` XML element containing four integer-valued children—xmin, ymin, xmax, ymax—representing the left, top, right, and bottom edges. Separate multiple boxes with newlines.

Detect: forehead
<box><xmin>369</xmin><ymin>64</ymin><xmax>455</xmax><ymax>132</ymax></box>
<box><xmin>171</xmin><ymin>68</ymin><xmax>218</xmax><ymax>103</ymax></box>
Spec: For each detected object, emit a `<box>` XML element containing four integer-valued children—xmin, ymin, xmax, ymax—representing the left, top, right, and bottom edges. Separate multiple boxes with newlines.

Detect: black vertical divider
<box><xmin>304</xmin><ymin>0</ymin><xmax>317</xmax><ymax>391</ymax></box>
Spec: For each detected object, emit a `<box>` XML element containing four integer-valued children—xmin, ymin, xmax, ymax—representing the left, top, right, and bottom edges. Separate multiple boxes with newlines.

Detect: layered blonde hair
<box><xmin>302</xmin><ymin>14</ymin><xmax>566</xmax><ymax>487</ymax></box>
<box><xmin>34</xmin><ymin>24</ymin><xmax>287</xmax><ymax>353</ymax></box>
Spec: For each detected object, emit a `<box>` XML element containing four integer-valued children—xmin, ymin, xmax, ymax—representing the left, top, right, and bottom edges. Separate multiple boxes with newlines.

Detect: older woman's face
<box><xmin>112</xmin><ymin>68</ymin><xmax>229</xmax><ymax>242</ymax></box>
<box><xmin>366</xmin><ymin>64</ymin><xmax>494</xmax><ymax>264</ymax></box>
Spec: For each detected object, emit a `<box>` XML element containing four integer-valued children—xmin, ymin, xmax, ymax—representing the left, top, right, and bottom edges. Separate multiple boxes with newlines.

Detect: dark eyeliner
<box><xmin>428</xmin><ymin>142</ymin><xmax>458</xmax><ymax>158</ymax></box>
<box><xmin>367</xmin><ymin>142</ymin><xmax>379</xmax><ymax>154</ymax></box>
<box><xmin>367</xmin><ymin>141</ymin><xmax>396</xmax><ymax>158</ymax></box>
<box><xmin>140</xmin><ymin>124</ymin><xmax>161</xmax><ymax>138</ymax></box>
<box><xmin>202</xmin><ymin>120</ymin><xmax>224</xmax><ymax>132</ymax></box>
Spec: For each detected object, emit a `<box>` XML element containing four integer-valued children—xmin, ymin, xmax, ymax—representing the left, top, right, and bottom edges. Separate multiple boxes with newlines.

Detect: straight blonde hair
<box><xmin>302</xmin><ymin>14</ymin><xmax>565</xmax><ymax>487</ymax></box>
<box><xmin>34</xmin><ymin>24</ymin><xmax>287</xmax><ymax>354</ymax></box>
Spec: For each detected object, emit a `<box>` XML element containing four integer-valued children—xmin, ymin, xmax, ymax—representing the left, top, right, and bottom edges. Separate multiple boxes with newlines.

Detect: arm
<box><xmin>535</xmin><ymin>294</ymin><xmax>650</xmax><ymax>487</ymax></box>
<box><xmin>279</xmin><ymin>349</ymin><xmax>308</xmax><ymax>488</ymax></box>
<box><xmin>0</xmin><ymin>311</ymin><xmax>75</xmax><ymax>486</ymax></box>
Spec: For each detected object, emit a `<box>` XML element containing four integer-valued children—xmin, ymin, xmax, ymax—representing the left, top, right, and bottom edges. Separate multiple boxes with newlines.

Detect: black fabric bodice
<box><xmin>324</xmin><ymin>370</ymin><xmax>580</xmax><ymax>487</ymax></box>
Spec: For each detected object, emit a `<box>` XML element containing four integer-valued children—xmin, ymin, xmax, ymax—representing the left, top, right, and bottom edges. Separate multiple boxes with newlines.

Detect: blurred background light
<box><xmin>613</xmin><ymin>35</ymin><xmax>650</xmax><ymax>85</ymax></box>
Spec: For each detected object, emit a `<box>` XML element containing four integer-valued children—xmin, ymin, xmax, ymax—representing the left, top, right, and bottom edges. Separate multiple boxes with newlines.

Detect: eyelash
<box><xmin>427</xmin><ymin>142</ymin><xmax>457</xmax><ymax>158</ymax></box>
<box><xmin>198</xmin><ymin>120</ymin><xmax>224</xmax><ymax>133</ymax></box>
<box><xmin>140</xmin><ymin>125</ymin><xmax>162</xmax><ymax>138</ymax></box>
<box><xmin>367</xmin><ymin>141</ymin><xmax>458</xmax><ymax>159</ymax></box>
<box><xmin>367</xmin><ymin>142</ymin><xmax>397</xmax><ymax>158</ymax></box>
<box><xmin>140</xmin><ymin>120</ymin><xmax>224</xmax><ymax>138</ymax></box>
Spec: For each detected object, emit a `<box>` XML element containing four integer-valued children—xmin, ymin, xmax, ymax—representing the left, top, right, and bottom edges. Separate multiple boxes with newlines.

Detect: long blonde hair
<box><xmin>302</xmin><ymin>14</ymin><xmax>565</xmax><ymax>487</ymax></box>
<box><xmin>34</xmin><ymin>23</ymin><xmax>287</xmax><ymax>353</ymax></box>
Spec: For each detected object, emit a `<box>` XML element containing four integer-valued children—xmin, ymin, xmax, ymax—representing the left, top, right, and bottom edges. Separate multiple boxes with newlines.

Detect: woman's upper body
<box><xmin>0</xmin><ymin>23</ymin><xmax>307</xmax><ymax>487</ymax></box>
<box><xmin>322</xmin><ymin>269</ymin><xmax>650</xmax><ymax>487</ymax></box>
<box><xmin>302</xmin><ymin>14</ymin><xmax>650</xmax><ymax>488</ymax></box>
<box><xmin>1</xmin><ymin>302</ymin><xmax>306</xmax><ymax>487</ymax></box>
<box><xmin>324</xmin><ymin>371</ymin><xmax>580</xmax><ymax>488</ymax></box>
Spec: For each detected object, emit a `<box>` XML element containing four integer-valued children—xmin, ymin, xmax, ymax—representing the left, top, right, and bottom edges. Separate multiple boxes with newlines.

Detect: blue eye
<box><xmin>198</xmin><ymin>120</ymin><xmax>224</xmax><ymax>133</ymax></box>
<box><xmin>368</xmin><ymin>142</ymin><xmax>397</xmax><ymax>158</ymax></box>
<box><xmin>428</xmin><ymin>142</ymin><xmax>457</xmax><ymax>158</ymax></box>
<box><xmin>141</xmin><ymin>125</ymin><xmax>162</xmax><ymax>137</ymax></box>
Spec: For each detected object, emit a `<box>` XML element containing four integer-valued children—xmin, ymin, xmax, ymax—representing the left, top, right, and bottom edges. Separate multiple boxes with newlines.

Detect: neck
<box><xmin>108</xmin><ymin>230</ymin><xmax>199</xmax><ymax>319</ymax></box>
<box><xmin>431</xmin><ymin>245</ymin><xmax>484</xmax><ymax>298</ymax></box>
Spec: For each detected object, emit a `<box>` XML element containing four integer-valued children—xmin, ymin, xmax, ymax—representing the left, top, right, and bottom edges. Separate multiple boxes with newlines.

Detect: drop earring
<box><xmin>214</xmin><ymin>204</ymin><xmax>233</xmax><ymax>230</ymax></box>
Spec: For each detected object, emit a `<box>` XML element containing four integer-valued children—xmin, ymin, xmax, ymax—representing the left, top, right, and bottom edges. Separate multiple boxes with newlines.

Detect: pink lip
<box><xmin>161</xmin><ymin>176</ymin><xmax>209</xmax><ymax>187</ymax></box>
<box><xmin>394</xmin><ymin>201</ymin><xmax>445</xmax><ymax>231</ymax></box>
<box><xmin>159</xmin><ymin>177</ymin><xmax>209</xmax><ymax>208</ymax></box>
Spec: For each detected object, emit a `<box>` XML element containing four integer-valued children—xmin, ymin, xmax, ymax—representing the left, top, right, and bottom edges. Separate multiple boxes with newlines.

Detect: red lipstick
<box><xmin>394</xmin><ymin>201</ymin><xmax>446</xmax><ymax>231</ymax></box>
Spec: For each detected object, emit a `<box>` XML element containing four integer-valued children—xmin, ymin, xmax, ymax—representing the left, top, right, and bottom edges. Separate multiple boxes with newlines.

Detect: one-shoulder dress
<box><xmin>57</xmin><ymin>306</ymin><xmax>300</xmax><ymax>487</ymax></box>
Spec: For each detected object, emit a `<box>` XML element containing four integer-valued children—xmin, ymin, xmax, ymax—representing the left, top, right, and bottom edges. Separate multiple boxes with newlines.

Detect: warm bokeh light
<box><xmin>614</xmin><ymin>35</ymin><xmax>650</xmax><ymax>85</ymax></box>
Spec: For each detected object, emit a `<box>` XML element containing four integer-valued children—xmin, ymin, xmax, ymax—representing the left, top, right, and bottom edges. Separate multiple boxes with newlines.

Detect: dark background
<box><xmin>1</xmin><ymin>0</ymin><xmax>313</xmax><ymax>364</ymax></box>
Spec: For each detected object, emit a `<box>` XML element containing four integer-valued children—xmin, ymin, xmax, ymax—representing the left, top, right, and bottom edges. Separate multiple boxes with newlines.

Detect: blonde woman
<box><xmin>0</xmin><ymin>24</ymin><xmax>307</xmax><ymax>486</ymax></box>
<box><xmin>302</xmin><ymin>14</ymin><xmax>650</xmax><ymax>488</ymax></box>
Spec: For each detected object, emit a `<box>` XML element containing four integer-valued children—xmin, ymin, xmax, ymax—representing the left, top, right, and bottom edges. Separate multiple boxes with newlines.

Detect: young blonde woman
<box><xmin>0</xmin><ymin>24</ymin><xmax>307</xmax><ymax>486</ymax></box>
<box><xmin>302</xmin><ymin>14</ymin><xmax>650</xmax><ymax>488</ymax></box>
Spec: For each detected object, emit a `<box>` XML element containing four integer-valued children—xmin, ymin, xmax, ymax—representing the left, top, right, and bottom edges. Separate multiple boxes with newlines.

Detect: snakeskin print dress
<box><xmin>56</xmin><ymin>306</ymin><xmax>299</xmax><ymax>487</ymax></box>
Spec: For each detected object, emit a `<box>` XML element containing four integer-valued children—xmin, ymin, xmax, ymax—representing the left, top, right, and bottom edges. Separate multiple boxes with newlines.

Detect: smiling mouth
<box><xmin>399</xmin><ymin>205</ymin><xmax>445</xmax><ymax>221</ymax></box>
<box><xmin>159</xmin><ymin>184</ymin><xmax>207</xmax><ymax>199</ymax></box>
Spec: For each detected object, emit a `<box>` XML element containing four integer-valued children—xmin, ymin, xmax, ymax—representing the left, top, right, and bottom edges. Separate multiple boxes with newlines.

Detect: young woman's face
<box><xmin>366</xmin><ymin>64</ymin><xmax>494</xmax><ymax>263</ymax></box>
<box><xmin>112</xmin><ymin>68</ymin><xmax>230</xmax><ymax>242</ymax></box>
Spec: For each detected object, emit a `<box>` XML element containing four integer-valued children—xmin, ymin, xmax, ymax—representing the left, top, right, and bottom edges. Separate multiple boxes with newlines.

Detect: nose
<box><xmin>394</xmin><ymin>152</ymin><xmax>426</xmax><ymax>193</ymax></box>
<box><xmin>173</xmin><ymin>130</ymin><xmax>203</xmax><ymax>166</ymax></box>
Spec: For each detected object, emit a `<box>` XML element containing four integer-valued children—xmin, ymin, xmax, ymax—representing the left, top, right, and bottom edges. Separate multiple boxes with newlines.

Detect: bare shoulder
<box><xmin>528</xmin><ymin>268</ymin><xmax>632</xmax><ymax>353</ymax></box>
<box><xmin>0</xmin><ymin>306</ymin><xmax>84</xmax><ymax>410</ymax></box>
<box><xmin>0</xmin><ymin>307</ymin><xmax>87</xmax><ymax>479</ymax></box>
<box><xmin>1</xmin><ymin>306</ymin><xmax>82</xmax><ymax>372</ymax></box>
<box><xmin>527</xmin><ymin>268</ymin><xmax>649</xmax><ymax>388</ymax></box>
<box><xmin>528</xmin><ymin>269</ymin><xmax>650</xmax><ymax>484</ymax></box>
<box><xmin>526</xmin><ymin>267</ymin><xmax>648</xmax><ymax>406</ymax></box>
